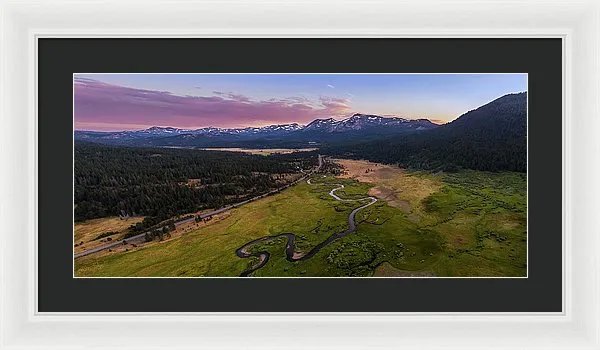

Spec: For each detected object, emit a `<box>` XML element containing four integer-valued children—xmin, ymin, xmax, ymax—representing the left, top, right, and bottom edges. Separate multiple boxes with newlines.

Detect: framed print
<box><xmin>46</xmin><ymin>40</ymin><xmax>551</xmax><ymax>313</ymax></box>
<box><xmin>1</xmin><ymin>0</ymin><xmax>599</xmax><ymax>349</ymax></box>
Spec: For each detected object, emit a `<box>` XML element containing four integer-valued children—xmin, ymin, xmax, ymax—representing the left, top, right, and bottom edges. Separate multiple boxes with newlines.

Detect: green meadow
<box><xmin>75</xmin><ymin>170</ymin><xmax>527</xmax><ymax>277</ymax></box>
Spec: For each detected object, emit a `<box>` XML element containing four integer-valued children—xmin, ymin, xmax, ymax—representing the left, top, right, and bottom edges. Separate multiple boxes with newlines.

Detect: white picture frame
<box><xmin>1</xmin><ymin>0</ymin><xmax>599</xmax><ymax>349</ymax></box>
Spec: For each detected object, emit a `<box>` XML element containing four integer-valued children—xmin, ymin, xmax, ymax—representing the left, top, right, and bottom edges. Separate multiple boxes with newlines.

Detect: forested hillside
<box><xmin>74</xmin><ymin>142</ymin><xmax>316</xmax><ymax>224</ymax></box>
<box><xmin>324</xmin><ymin>92</ymin><xmax>527</xmax><ymax>172</ymax></box>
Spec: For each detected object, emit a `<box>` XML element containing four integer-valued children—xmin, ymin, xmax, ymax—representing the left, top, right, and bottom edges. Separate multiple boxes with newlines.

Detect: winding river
<box><xmin>235</xmin><ymin>179</ymin><xmax>377</xmax><ymax>276</ymax></box>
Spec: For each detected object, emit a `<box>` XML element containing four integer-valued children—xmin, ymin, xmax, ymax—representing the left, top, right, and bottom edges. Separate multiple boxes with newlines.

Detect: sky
<box><xmin>74</xmin><ymin>73</ymin><xmax>527</xmax><ymax>131</ymax></box>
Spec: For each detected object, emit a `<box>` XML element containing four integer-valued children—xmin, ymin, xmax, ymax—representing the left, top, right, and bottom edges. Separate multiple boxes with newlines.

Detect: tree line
<box><xmin>74</xmin><ymin>142</ymin><xmax>317</xmax><ymax>229</ymax></box>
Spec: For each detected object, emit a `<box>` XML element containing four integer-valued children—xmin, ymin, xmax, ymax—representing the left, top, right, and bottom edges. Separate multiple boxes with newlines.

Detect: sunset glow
<box><xmin>74</xmin><ymin>73</ymin><xmax>527</xmax><ymax>131</ymax></box>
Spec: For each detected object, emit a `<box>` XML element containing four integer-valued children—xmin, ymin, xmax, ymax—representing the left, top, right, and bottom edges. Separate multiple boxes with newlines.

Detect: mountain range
<box><xmin>75</xmin><ymin>114</ymin><xmax>439</xmax><ymax>148</ymax></box>
<box><xmin>75</xmin><ymin>92</ymin><xmax>527</xmax><ymax>172</ymax></box>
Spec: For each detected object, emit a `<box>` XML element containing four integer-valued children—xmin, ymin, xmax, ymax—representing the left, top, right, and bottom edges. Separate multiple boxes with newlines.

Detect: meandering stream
<box><xmin>235</xmin><ymin>179</ymin><xmax>377</xmax><ymax>276</ymax></box>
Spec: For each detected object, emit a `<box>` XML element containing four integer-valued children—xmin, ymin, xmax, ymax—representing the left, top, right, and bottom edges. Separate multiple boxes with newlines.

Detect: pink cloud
<box><xmin>74</xmin><ymin>78</ymin><xmax>351</xmax><ymax>130</ymax></box>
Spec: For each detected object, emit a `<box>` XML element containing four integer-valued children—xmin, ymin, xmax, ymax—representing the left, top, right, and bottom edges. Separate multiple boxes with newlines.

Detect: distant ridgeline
<box><xmin>74</xmin><ymin>92</ymin><xmax>527</xmax><ymax>180</ymax></box>
<box><xmin>74</xmin><ymin>142</ymin><xmax>318</xmax><ymax>224</ymax></box>
<box><xmin>324</xmin><ymin>92</ymin><xmax>527</xmax><ymax>173</ymax></box>
<box><xmin>74</xmin><ymin>114</ymin><xmax>439</xmax><ymax>149</ymax></box>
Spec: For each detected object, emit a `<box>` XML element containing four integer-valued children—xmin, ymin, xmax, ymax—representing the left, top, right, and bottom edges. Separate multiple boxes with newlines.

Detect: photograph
<box><xmin>73</xmin><ymin>73</ymin><xmax>528</xmax><ymax>278</ymax></box>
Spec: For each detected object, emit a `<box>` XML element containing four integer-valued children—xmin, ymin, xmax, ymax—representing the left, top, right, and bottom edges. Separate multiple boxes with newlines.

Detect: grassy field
<box><xmin>75</xmin><ymin>160</ymin><xmax>527</xmax><ymax>277</ymax></box>
<box><xmin>74</xmin><ymin>216</ymin><xmax>144</xmax><ymax>254</ymax></box>
<box><xmin>75</xmin><ymin>177</ymin><xmax>352</xmax><ymax>276</ymax></box>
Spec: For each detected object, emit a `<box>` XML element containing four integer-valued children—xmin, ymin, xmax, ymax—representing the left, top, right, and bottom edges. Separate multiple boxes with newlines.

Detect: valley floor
<box><xmin>74</xmin><ymin>159</ymin><xmax>527</xmax><ymax>277</ymax></box>
<box><xmin>196</xmin><ymin>147</ymin><xmax>318</xmax><ymax>155</ymax></box>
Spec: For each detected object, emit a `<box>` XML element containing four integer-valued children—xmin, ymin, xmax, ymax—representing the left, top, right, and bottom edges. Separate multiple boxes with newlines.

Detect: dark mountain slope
<box><xmin>324</xmin><ymin>92</ymin><xmax>527</xmax><ymax>172</ymax></box>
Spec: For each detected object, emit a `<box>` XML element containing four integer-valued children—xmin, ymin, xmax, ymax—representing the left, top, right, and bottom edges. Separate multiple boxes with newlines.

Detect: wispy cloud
<box><xmin>326</xmin><ymin>84</ymin><xmax>335</xmax><ymax>89</ymax></box>
<box><xmin>212</xmin><ymin>91</ymin><xmax>252</xmax><ymax>102</ymax></box>
<box><xmin>74</xmin><ymin>78</ymin><xmax>352</xmax><ymax>130</ymax></box>
<box><xmin>318</xmin><ymin>96</ymin><xmax>351</xmax><ymax>117</ymax></box>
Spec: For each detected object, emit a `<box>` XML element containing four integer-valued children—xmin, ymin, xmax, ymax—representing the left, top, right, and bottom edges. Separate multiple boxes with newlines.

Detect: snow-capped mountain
<box><xmin>304</xmin><ymin>113</ymin><xmax>425</xmax><ymax>132</ymax></box>
<box><xmin>304</xmin><ymin>118</ymin><xmax>337</xmax><ymax>131</ymax></box>
<box><xmin>144</xmin><ymin>126</ymin><xmax>193</xmax><ymax>135</ymax></box>
<box><xmin>256</xmin><ymin>123</ymin><xmax>303</xmax><ymax>133</ymax></box>
<box><xmin>75</xmin><ymin>114</ymin><xmax>438</xmax><ymax>147</ymax></box>
<box><xmin>131</xmin><ymin>123</ymin><xmax>304</xmax><ymax>137</ymax></box>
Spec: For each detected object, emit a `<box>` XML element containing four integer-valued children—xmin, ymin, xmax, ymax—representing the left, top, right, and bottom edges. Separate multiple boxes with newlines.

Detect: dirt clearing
<box><xmin>76</xmin><ymin>211</ymin><xmax>232</xmax><ymax>260</ymax></box>
<box><xmin>74</xmin><ymin>216</ymin><xmax>145</xmax><ymax>253</ymax></box>
<box><xmin>368</xmin><ymin>185</ymin><xmax>411</xmax><ymax>213</ymax></box>
<box><xmin>334</xmin><ymin>158</ymin><xmax>398</xmax><ymax>183</ymax></box>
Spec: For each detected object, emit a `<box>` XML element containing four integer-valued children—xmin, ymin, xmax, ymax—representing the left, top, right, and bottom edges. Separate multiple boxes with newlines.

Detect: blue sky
<box><xmin>74</xmin><ymin>73</ymin><xmax>527</xmax><ymax>131</ymax></box>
